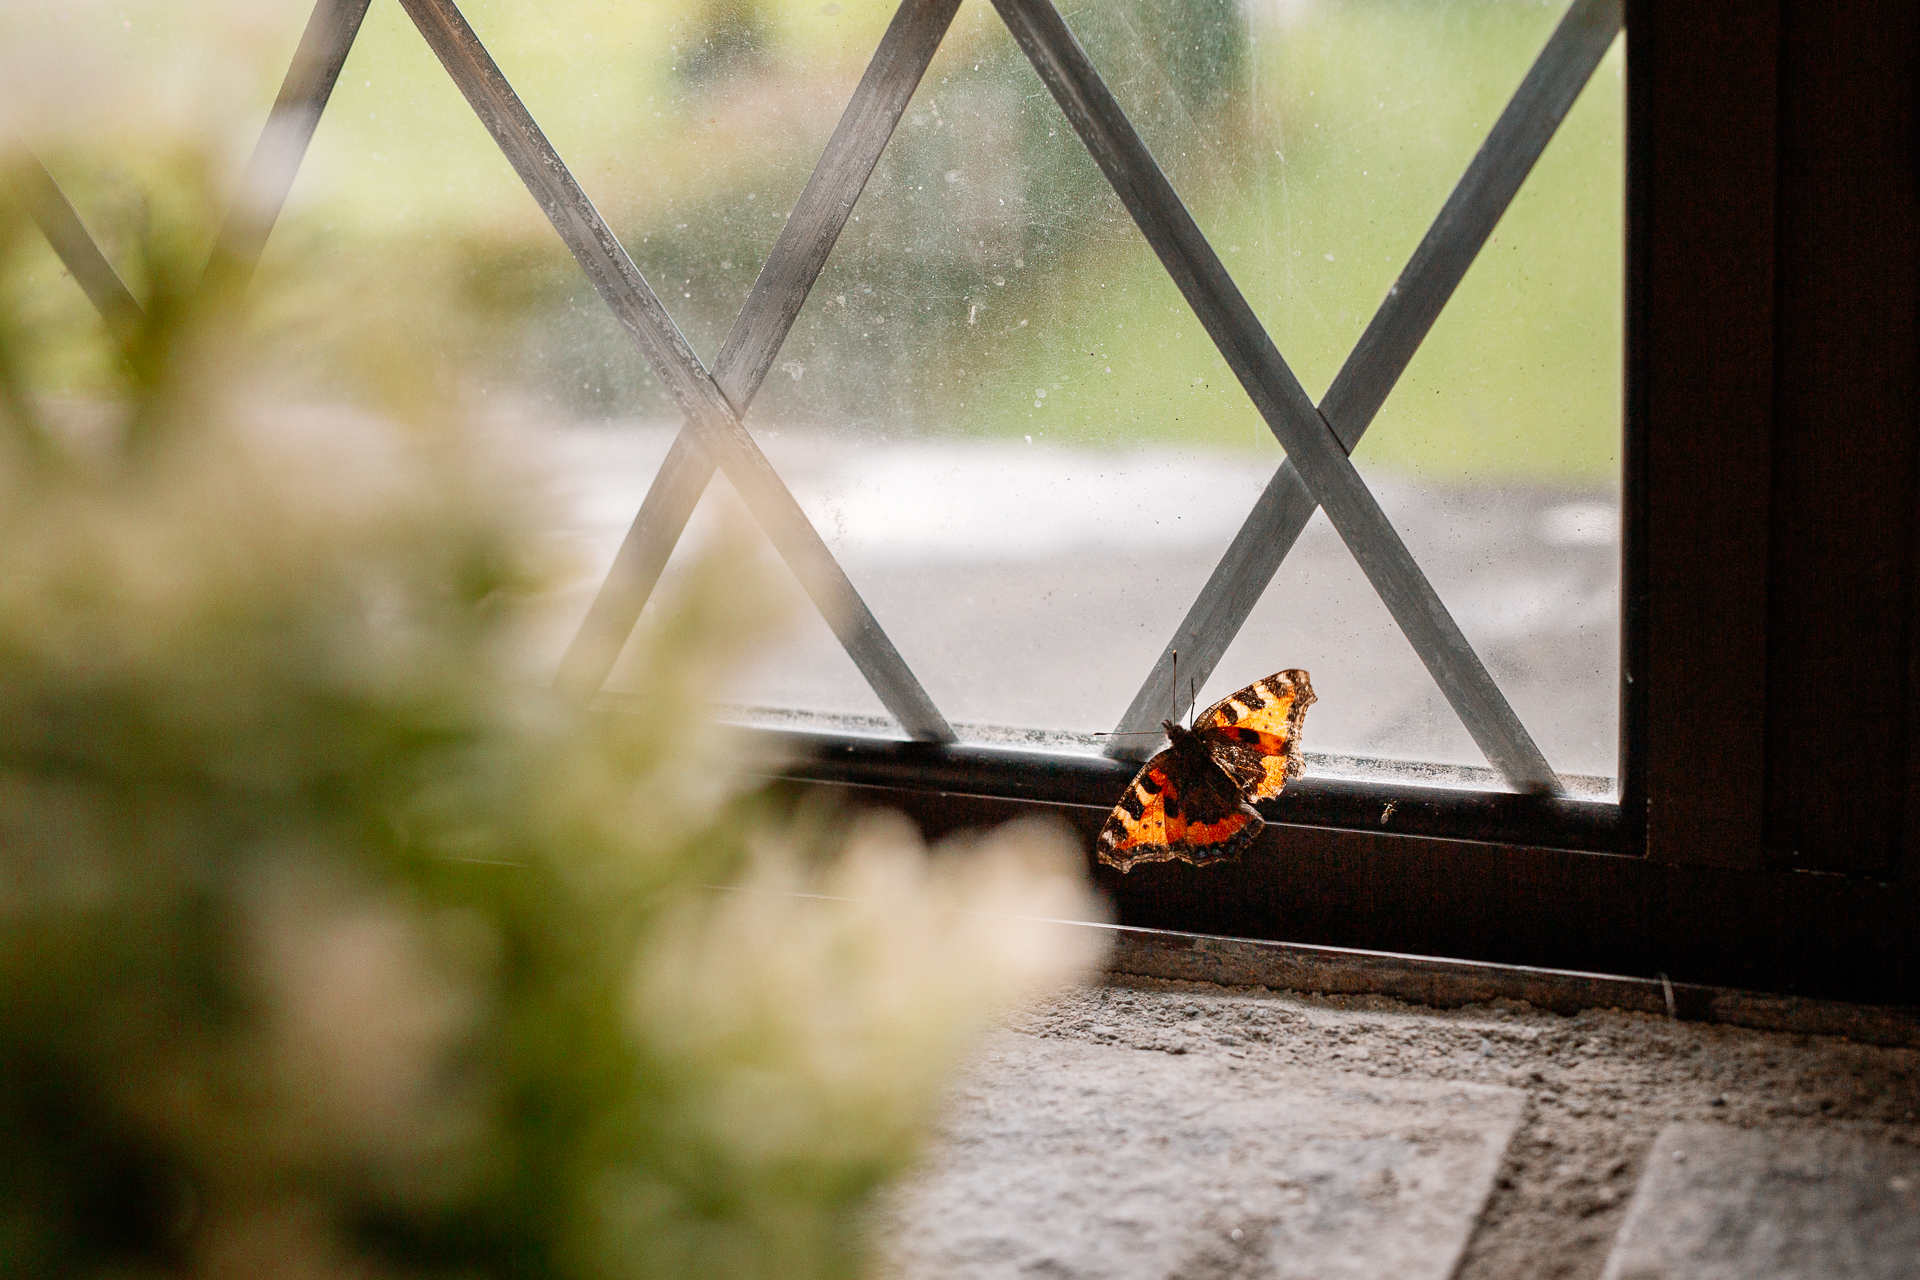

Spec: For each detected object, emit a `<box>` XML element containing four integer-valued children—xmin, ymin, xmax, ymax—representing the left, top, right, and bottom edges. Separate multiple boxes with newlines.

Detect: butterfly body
<box><xmin>1097</xmin><ymin>670</ymin><xmax>1315</xmax><ymax>873</ymax></box>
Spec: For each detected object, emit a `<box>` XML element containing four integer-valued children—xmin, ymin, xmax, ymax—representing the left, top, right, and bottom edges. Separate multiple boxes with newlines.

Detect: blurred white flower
<box><xmin>635</xmin><ymin>811</ymin><xmax>1110</xmax><ymax>1173</ymax></box>
<box><xmin>0</xmin><ymin>43</ymin><xmax>1111</xmax><ymax>1276</ymax></box>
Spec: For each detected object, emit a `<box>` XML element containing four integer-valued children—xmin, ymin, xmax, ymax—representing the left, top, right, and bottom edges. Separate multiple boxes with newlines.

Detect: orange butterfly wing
<box><xmin>1192</xmin><ymin>669</ymin><xmax>1315</xmax><ymax>801</ymax></box>
<box><xmin>1096</xmin><ymin>751</ymin><xmax>1264</xmax><ymax>873</ymax></box>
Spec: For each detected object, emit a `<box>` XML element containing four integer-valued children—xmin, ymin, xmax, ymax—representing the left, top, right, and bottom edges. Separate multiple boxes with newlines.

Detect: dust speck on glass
<box><xmin>252</xmin><ymin>0</ymin><xmax>1628</xmax><ymax>788</ymax></box>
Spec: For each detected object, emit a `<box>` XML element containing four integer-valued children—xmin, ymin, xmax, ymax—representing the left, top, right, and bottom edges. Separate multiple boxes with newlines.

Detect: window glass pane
<box><xmin>9</xmin><ymin>0</ymin><xmax>1622</xmax><ymax>787</ymax></box>
<box><xmin>599</xmin><ymin>0</ymin><xmax>1622</xmax><ymax>784</ymax></box>
<box><xmin>1206</xmin><ymin>0</ymin><xmax>1626</xmax><ymax>779</ymax></box>
<box><xmin>256</xmin><ymin>0</ymin><xmax>883</xmax><ymax>415</ymax></box>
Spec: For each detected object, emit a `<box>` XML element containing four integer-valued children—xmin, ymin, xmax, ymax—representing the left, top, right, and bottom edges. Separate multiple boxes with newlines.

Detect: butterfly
<box><xmin>1096</xmin><ymin>669</ymin><xmax>1315</xmax><ymax>873</ymax></box>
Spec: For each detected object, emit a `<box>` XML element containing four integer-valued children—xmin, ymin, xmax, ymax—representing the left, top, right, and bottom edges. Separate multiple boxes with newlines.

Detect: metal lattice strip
<box><xmin>210</xmin><ymin>0</ymin><xmax>374</xmax><ymax>290</ymax></box>
<box><xmin>555</xmin><ymin>0</ymin><xmax>962</xmax><ymax>702</ymax></box>
<box><xmin>1108</xmin><ymin>0</ymin><xmax>1623</xmax><ymax>763</ymax></box>
<box><xmin>12</xmin><ymin>0</ymin><xmax>370</xmax><ymax>332</ymax></box>
<box><xmin>11</xmin><ymin>140</ymin><xmax>143</xmax><ymax>345</ymax></box>
<box><xmin>399</xmin><ymin>0</ymin><xmax>955</xmax><ymax>742</ymax></box>
<box><xmin>991</xmin><ymin>0</ymin><xmax>1562</xmax><ymax>794</ymax></box>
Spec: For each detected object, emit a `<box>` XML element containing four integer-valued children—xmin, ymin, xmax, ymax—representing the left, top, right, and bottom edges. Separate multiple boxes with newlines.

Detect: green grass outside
<box><xmin>913</xmin><ymin>0</ymin><xmax>1624</xmax><ymax>482</ymax></box>
<box><xmin>8</xmin><ymin>0</ymin><xmax>1622</xmax><ymax>485</ymax></box>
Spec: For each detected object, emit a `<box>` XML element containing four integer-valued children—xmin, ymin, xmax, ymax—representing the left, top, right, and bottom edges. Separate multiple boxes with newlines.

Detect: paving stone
<box><xmin>877</xmin><ymin>1031</ymin><xmax>1526</xmax><ymax>1280</ymax></box>
<box><xmin>1600</xmin><ymin>1121</ymin><xmax>1920</xmax><ymax>1280</ymax></box>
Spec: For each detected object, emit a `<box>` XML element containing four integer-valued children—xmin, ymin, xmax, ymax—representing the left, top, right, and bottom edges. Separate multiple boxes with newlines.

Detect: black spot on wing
<box><xmin>1178</xmin><ymin>807</ymin><xmax>1264</xmax><ymax>865</ymax></box>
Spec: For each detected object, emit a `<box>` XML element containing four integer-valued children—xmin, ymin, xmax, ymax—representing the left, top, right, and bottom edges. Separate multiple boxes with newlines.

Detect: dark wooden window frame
<box><xmin>771</xmin><ymin>1</ymin><xmax>1920</xmax><ymax>1009</ymax></box>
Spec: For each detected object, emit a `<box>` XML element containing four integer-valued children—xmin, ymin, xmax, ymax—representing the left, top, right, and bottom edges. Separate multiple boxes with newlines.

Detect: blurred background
<box><xmin>2</xmin><ymin>0</ymin><xmax>1623</xmax><ymax>781</ymax></box>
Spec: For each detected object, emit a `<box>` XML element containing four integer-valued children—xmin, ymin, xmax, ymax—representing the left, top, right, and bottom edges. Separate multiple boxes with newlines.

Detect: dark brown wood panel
<box><xmin>1766</xmin><ymin>0</ymin><xmax>1920</xmax><ymax>875</ymax></box>
<box><xmin>1629</xmin><ymin>1</ymin><xmax>1780</xmax><ymax>868</ymax></box>
<box><xmin>789</xmin><ymin>781</ymin><xmax>1918</xmax><ymax>1007</ymax></box>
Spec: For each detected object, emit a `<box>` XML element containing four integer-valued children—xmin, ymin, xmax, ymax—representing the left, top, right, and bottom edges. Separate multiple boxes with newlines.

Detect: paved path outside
<box><xmin>539</xmin><ymin>424</ymin><xmax>1621</xmax><ymax>780</ymax></box>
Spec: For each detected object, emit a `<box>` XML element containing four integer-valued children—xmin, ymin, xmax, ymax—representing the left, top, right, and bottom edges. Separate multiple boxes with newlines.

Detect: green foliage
<box><xmin>0</xmin><ymin>152</ymin><xmax>1103</xmax><ymax>1280</ymax></box>
<box><xmin>5</xmin><ymin>0</ymin><xmax>1618</xmax><ymax>482</ymax></box>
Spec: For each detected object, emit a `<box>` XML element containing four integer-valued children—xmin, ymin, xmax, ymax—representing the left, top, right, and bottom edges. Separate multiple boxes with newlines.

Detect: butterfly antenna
<box><xmin>1169</xmin><ymin>649</ymin><xmax>1179</xmax><ymax>723</ymax></box>
<box><xmin>1189</xmin><ymin>676</ymin><xmax>1198</xmax><ymax>727</ymax></box>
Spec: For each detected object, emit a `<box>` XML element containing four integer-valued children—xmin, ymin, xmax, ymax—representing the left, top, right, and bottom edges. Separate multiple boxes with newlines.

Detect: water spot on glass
<box><xmin>1540</xmin><ymin>502</ymin><xmax>1618</xmax><ymax>547</ymax></box>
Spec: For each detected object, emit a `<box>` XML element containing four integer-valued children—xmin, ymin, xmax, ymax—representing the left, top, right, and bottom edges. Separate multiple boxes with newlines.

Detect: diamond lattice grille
<box><xmin>20</xmin><ymin>0</ymin><xmax>1624</xmax><ymax>795</ymax></box>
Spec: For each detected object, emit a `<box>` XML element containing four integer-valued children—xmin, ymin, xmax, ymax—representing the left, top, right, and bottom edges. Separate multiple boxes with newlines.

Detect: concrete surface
<box><xmin>1599</xmin><ymin>1122</ymin><xmax>1920</xmax><ymax>1280</ymax></box>
<box><xmin>877</xmin><ymin>1033</ymin><xmax>1525</xmax><ymax>1280</ymax></box>
<box><xmin>893</xmin><ymin>978</ymin><xmax>1920</xmax><ymax>1280</ymax></box>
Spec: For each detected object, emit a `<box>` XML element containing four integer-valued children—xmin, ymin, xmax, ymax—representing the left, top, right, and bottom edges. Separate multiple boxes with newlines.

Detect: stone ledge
<box><xmin>879</xmin><ymin>1031</ymin><xmax>1525</xmax><ymax>1280</ymax></box>
<box><xmin>1098</xmin><ymin>924</ymin><xmax>1920</xmax><ymax>1047</ymax></box>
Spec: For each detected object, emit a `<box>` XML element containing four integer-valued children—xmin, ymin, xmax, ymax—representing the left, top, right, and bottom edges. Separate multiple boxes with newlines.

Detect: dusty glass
<box><xmin>10</xmin><ymin>0</ymin><xmax>1624</xmax><ymax>786</ymax></box>
<box><xmin>572</xmin><ymin>0</ymin><xmax>1622</xmax><ymax>784</ymax></box>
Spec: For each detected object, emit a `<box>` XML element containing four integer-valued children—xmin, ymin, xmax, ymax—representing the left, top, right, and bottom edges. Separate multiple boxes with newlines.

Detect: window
<box><xmin>19</xmin><ymin>0</ymin><xmax>1625</xmax><ymax>865</ymax></box>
